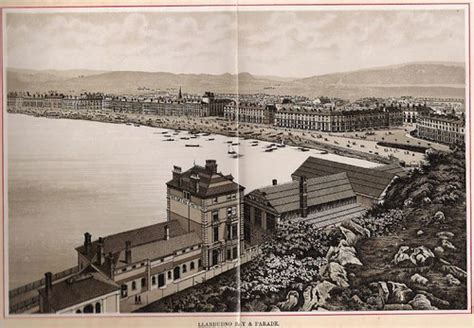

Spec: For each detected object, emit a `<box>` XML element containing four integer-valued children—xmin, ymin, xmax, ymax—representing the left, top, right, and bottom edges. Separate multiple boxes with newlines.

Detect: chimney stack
<box><xmin>172</xmin><ymin>165</ymin><xmax>182</xmax><ymax>184</ymax></box>
<box><xmin>107</xmin><ymin>252</ymin><xmax>115</xmax><ymax>279</ymax></box>
<box><xmin>43</xmin><ymin>272</ymin><xmax>53</xmax><ymax>313</ymax></box>
<box><xmin>190</xmin><ymin>174</ymin><xmax>200</xmax><ymax>193</ymax></box>
<box><xmin>205</xmin><ymin>160</ymin><xmax>217</xmax><ymax>174</ymax></box>
<box><xmin>299</xmin><ymin>176</ymin><xmax>308</xmax><ymax>218</ymax></box>
<box><xmin>84</xmin><ymin>232</ymin><xmax>92</xmax><ymax>254</ymax></box>
<box><xmin>164</xmin><ymin>225</ymin><xmax>170</xmax><ymax>240</ymax></box>
<box><xmin>96</xmin><ymin>237</ymin><xmax>104</xmax><ymax>265</ymax></box>
<box><xmin>125</xmin><ymin>241</ymin><xmax>132</xmax><ymax>264</ymax></box>
<box><xmin>272</xmin><ymin>179</ymin><xmax>278</xmax><ymax>186</ymax></box>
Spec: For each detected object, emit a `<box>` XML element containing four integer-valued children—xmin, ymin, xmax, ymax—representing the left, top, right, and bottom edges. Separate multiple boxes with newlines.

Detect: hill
<box><xmin>6</xmin><ymin>62</ymin><xmax>465</xmax><ymax>100</ymax></box>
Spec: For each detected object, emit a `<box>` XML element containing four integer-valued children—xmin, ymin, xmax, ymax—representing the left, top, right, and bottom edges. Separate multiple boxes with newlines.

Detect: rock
<box><xmin>300</xmin><ymin>285</ymin><xmax>318</xmax><ymax>311</ymax></box>
<box><xmin>367</xmin><ymin>295</ymin><xmax>384</xmax><ymax>310</ymax></box>
<box><xmin>441</xmin><ymin>239</ymin><xmax>456</xmax><ymax>250</ymax></box>
<box><xmin>269</xmin><ymin>305</ymin><xmax>281</xmax><ymax>312</ymax></box>
<box><xmin>409</xmin><ymin>246</ymin><xmax>435</xmax><ymax>266</ymax></box>
<box><xmin>393</xmin><ymin>246</ymin><xmax>411</xmax><ymax>265</ymax></box>
<box><xmin>436</xmin><ymin>231</ymin><xmax>454</xmax><ymax>240</ymax></box>
<box><xmin>434</xmin><ymin>246</ymin><xmax>444</xmax><ymax>256</ymax></box>
<box><xmin>446</xmin><ymin>274</ymin><xmax>461</xmax><ymax>286</ymax></box>
<box><xmin>351</xmin><ymin>294</ymin><xmax>364</xmax><ymax>305</ymax></box>
<box><xmin>422</xmin><ymin>197</ymin><xmax>431</xmax><ymax>204</ymax></box>
<box><xmin>383</xmin><ymin>304</ymin><xmax>414</xmax><ymax>311</ymax></box>
<box><xmin>387</xmin><ymin>281</ymin><xmax>415</xmax><ymax>304</ymax></box>
<box><xmin>313</xmin><ymin>281</ymin><xmax>338</xmax><ymax>307</ymax></box>
<box><xmin>409</xmin><ymin>294</ymin><xmax>438</xmax><ymax>310</ymax></box>
<box><xmin>348</xmin><ymin>272</ymin><xmax>356</xmax><ymax>278</ymax></box>
<box><xmin>410</xmin><ymin>273</ymin><xmax>429</xmax><ymax>285</ymax></box>
<box><xmin>327</xmin><ymin>262</ymin><xmax>349</xmax><ymax>288</ymax></box>
<box><xmin>277</xmin><ymin>290</ymin><xmax>299</xmax><ymax>311</ymax></box>
<box><xmin>404</xmin><ymin>198</ymin><xmax>413</xmax><ymax>207</ymax></box>
<box><xmin>418</xmin><ymin>291</ymin><xmax>450</xmax><ymax>308</ymax></box>
<box><xmin>376</xmin><ymin>281</ymin><xmax>390</xmax><ymax>303</ymax></box>
<box><xmin>344</xmin><ymin>220</ymin><xmax>371</xmax><ymax>238</ymax></box>
<box><xmin>441</xmin><ymin>264</ymin><xmax>467</xmax><ymax>280</ymax></box>
<box><xmin>416</xmin><ymin>230</ymin><xmax>424</xmax><ymax>236</ymax></box>
<box><xmin>329</xmin><ymin>240</ymin><xmax>363</xmax><ymax>266</ymax></box>
<box><xmin>340</xmin><ymin>226</ymin><xmax>360</xmax><ymax>247</ymax></box>
<box><xmin>432</xmin><ymin>211</ymin><xmax>447</xmax><ymax>224</ymax></box>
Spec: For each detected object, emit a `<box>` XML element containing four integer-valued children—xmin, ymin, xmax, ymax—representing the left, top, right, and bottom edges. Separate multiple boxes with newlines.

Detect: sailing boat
<box><xmin>227</xmin><ymin>144</ymin><xmax>236</xmax><ymax>155</ymax></box>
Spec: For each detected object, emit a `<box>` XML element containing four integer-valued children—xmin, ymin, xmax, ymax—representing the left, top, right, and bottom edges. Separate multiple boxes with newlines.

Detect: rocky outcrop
<box><xmin>277</xmin><ymin>290</ymin><xmax>299</xmax><ymax>311</ymax></box>
<box><xmin>325</xmin><ymin>262</ymin><xmax>349</xmax><ymax>288</ymax></box>
<box><xmin>328</xmin><ymin>240</ymin><xmax>363</xmax><ymax>267</ymax></box>
<box><xmin>409</xmin><ymin>294</ymin><xmax>438</xmax><ymax>310</ymax></box>
<box><xmin>393</xmin><ymin>246</ymin><xmax>435</xmax><ymax>266</ymax></box>
<box><xmin>410</xmin><ymin>273</ymin><xmax>429</xmax><ymax>285</ymax></box>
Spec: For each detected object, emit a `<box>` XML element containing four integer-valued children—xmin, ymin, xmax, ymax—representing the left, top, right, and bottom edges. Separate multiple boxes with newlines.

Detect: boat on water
<box><xmin>190</xmin><ymin>135</ymin><xmax>198</xmax><ymax>139</ymax></box>
<box><xmin>207</xmin><ymin>138</ymin><xmax>215</xmax><ymax>141</ymax></box>
<box><xmin>185</xmin><ymin>144</ymin><xmax>200</xmax><ymax>147</ymax></box>
<box><xmin>266</xmin><ymin>144</ymin><xmax>275</xmax><ymax>148</ymax></box>
<box><xmin>164</xmin><ymin>134</ymin><xmax>172</xmax><ymax>138</ymax></box>
<box><xmin>180</xmin><ymin>137</ymin><xmax>190</xmax><ymax>140</ymax></box>
<box><xmin>277</xmin><ymin>142</ymin><xmax>286</xmax><ymax>148</ymax></box>
<box><xmin>320</xmin><ymin>150</ymin><xmax>328</xmax><ymax>154</ymax></box>
<box><xmin>232</xmin><ymin>154</ymin><xmax>244</xmax><ymax>158</ymax></box>
<box><xmin>264</xmin><ymin>148</ymin><xmax>275</xmax><ymax>152</ymax></box>
<box><xmin>299</xmin><ymin>147</ymin><xmax>310</xmax><ymax>152</ymax></box>
<box><xmin>251</xmin><ymin>143</ymin><xmax>259</xmax><ymax>147</ymax></box>
<box><xmin>202</xmin><ymin>133</ymin><xmax>211</xmax><ymax>136</ymax></box>
<box><xmin>226</xmin><ymin>141</ymin><xmax>233</xmax><ymax>144</ymax></box>
<box><xmin>163</xmin><ymin>138</ymin><xmax>175</xmax><ymax>141</ymax></box>
<box><xmin>126</xmin><ymin>123</ymin><xmax>132</xmax><ymax>126</ymax></box>
<box><xmin>134</xmin><ymin>124</ymin><xmax>140</xmax><ymax>127</ymax></box>
<box><xmin>232</xmin><ymin>142</ymin><xmax>240</xmax><ymax>146</ymax></box>
<box><xmin>228</xmin><ymin>145</ymin><xmax>236</xmax><ymax>154</ymax></box>
<box><xmin>161</xmin><ymin>131</ymin><xmax>169</xmax><ymax>134</ymax></box>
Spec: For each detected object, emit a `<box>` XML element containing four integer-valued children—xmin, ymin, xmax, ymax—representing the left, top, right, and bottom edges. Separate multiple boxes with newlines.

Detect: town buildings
<box><xmin>223</xmin><ymin>101</ymin><xmax>277</xmax><ymax>124</ymax></box>
<box><xmin>416</xmin><ymin>113</ymin><xmax>465</xmax><ymax>145</ymax></box>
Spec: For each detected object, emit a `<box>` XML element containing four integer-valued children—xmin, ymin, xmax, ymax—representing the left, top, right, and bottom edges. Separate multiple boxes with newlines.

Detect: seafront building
<box><xmin>223</xmin><ymin>101</ymin><xmax>277</xmax><ymax>124</ymax></box>
<box><xmin>416</xmin><ymin>113</ymin><xmax>465</xmax><ymax>146</ymax></box>
<box><xmin>35</xmin><ymin>160</ymin><xmax>251</xmax><ymax>314</ymax></box>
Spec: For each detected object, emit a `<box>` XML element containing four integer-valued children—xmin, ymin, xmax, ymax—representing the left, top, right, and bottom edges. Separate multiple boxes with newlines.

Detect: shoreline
<box><xmin>7</xmin><ymin>108</ymin><xmax>405</xmax><ymax>165</ymax></box>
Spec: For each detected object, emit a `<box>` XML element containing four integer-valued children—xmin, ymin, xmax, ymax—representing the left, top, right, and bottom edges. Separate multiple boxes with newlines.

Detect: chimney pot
<box><xmin>272</xmin><ymin>179</ymin><xmax>278</xmax><ymax>186</ymax></box>
<box><xmin>96</xmin><ymin>238</ymin><xmax>105</xmax><ymax>265</ymax></box>
<box><xmin>125</xmin><ymin>241</ymin><xmax>132</xmax><ymax>264</ymax></box>
<box><xmin>84</xmin><ymin>232</ymin><xmax>92</xmax><ymax>253</ymax></box>
<box><xmin>45</xmin><ymin>272</ymin><xmax>53</xmax><ymax>294</ymax></box>
<box><xmin>205</xmin><ymin>159</ymin><xmax>217</xmax><ymax>174</ymax></box>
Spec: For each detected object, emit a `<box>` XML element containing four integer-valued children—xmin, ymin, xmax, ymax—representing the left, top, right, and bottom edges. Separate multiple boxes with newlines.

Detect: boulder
<box><xmin>393</xmin><ymin>246</ymin><xmax>411</xmax><ymax>265</ymax></box>
<box><xmin>440</xmin><ymin>264</ymin><xmax>467</xmax><ymax>280</ymax></box>
<box><xmin>432</xmin><ymin>211</ymin><xmax>447</xmax><ymax>224</ymax></box>
<box><xmin>404</xmin><ymin>198</ymin><xmax>413</xmax><ymax>207</ymax></box>
<box><xmin>446</xmin><ymin>274</ymin><xmax>461</xmax><ymax>286</ymax></box>
<box><xmin>422</xmin><ymin>197</ymin><xmax>431</xmax><ymax>204</ymax></box>
<box><xmin>344</xmin><ymin>220</ymin><xmax>371</xmax><ymax>238</ymax></box>
<box><xmin>383</xmin><ymin>304</ymin><xmax>414</xmax><ymax>311</ymax></box>
<box><xmin>387</xmin><ymin>281</ymin><xmax>415</xmax><ymax>304</ymax></box>
<box><xmin>340</xmin><ymin>226</ymin><xmax>360</xmax><ymax>247</ymax></box>
<box><xmin>326</xmin><ymin>262</ymin><xmax>349</xmax><ymax>288</ymax></box>
<box><xmin>269</xmin><ymin>305</ymin><xmax>281</xmax><ymax>312</ymax></box>
<box><xmin>409</xmin><ymin>246</ymin><xmax>435</xmax><ymax>266</ymax></box>
<box><xmin>441</xmin><ymin>239</ymin><xmax>456</xmax><ymax>250</ymax></box>
<box><xmin>418</xmin><ymin>291</ymin><xmax>450</xmax><ymax>308</ymax></box>
<box><xmin>277</xmin><ymin>290</ymin><xmax>299</xmax><ymax>311</ymax></box>
<box><xmin>313</xmin><ymin>281</ymin><xmax>338</xmax><ymax>307</ymax></box>
<box><xmin>416</xmin><ymin>230</ymin><xmax>424</xmax><ymax>236</ymax></box>
<box><xmin>329</xmin><ymin>240</ymin><xmax>363</xmax><ymax>267</ymax></box>
<box><xmin>410</xmin><ymin>273</ymin><xmax>429</xmax><ymax>285</ymax></box>
<box><xmin>409</xmin><ymin>294</ymin><xmax>438</xmax><ymax>310</ymax></box>
<box><xmin>367</xmin><ymin>295</ymin><xmax>384</xmax><ymax>310</ymax></box>
<box><xmin>351</xmin><ymin>294</ymin><xmax>364</xmax><ymax>305</ymax></box>
<box><xmin>434</xmin><ymin>246</ymin><xmax>444</xmax><ymax>256</ymax></box>
<box><xmin>300</xmin><ymin>284</ymin><xmax>318</xmax><ymax>311</ymax></box>
<box><xmin>436</xmin><ymin>231</ymin><xmax>454</xmax><ymax>240</ymax></box>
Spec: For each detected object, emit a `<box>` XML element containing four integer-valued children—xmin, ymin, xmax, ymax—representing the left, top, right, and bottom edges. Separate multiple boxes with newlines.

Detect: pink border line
<box><xmin>0</xmin><ymin>1</ymin><xmax>472</xmax><ymax>319</ymax></box>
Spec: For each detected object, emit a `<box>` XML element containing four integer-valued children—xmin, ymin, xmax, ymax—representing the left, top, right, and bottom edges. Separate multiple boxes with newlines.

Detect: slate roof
<box><xmin>38</xmin><ymin>266</ymin><xmax>120</xmax><ymax>312</ymax></box>
<box><xmin>292</xmin><ymin>157</ymin><xmax>397</xmax><ymax>199</ymax></box>
<box><xmin>249</xmin><ymin>173</ymin><xmax>355</xmax><ymax>215</ymax></box>
<box><xmin>166</xmin><ymin>164</ymin><xmax>244</xmax><ymax>198</ymax></box>
<box><xmin>76</xmin><ymin>219</ymin><xmax>202</xmax><ymax>273</ymax></box>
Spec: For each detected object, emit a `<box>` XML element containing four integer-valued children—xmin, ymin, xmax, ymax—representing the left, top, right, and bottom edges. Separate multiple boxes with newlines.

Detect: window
<box><xmin>121</xmin><ymin>284</ymin><xmax>128</xmax><ymax>298</ymax></box>
<box><xmin>212</xmin><ymin>210</ymin><xmax>219</xmax><ymax>223</ymax></box>
<box><xmin>122</xmin><ymin>268</ymin><xmax>127</xmax><ymax>272</ymax></box>
<box><xmin>158</xmin><ymin>273</ymin><xmax>165</xmax><ymax>287</ymax></box>
<box><xmin>141</xmin><ymin>277</ymin><xmax>146</xmax><ymax>289</ymax></box>
<box><xmin>152</xmin><ymin>276</ymin><xmax>156</xmax><ymax>285</ymax></box>
<box><xmin>95</xmin><ymin>302</ymin><xmax>101</xmax><ymax>313</ymax></box>
<box><xmin>184</xmin><ymin>191</ymin><xmax>190</xmax><ymax>200</ymax></box>
<box><xmin>227</xmin><ymin>249</ymin><xmax>231</xmax><ymax>261</ymax></box>
<box><xmin>131</xmin><ymin>281</ymin><xmax>136</xmax><ymax>290</ymax></box>
<box><xmin>190</xmin><ymin>261</ymin><xmax>195</xmax><ymax>270</ymax></box>
<box><xmin>182</xmin><ymin>264</ymin><xmax>187</xmax><ymax>273</ymax></box>
<box><xmin>132</xmin><ymin>265</ymin><xmax>136</xmax><ymax>269</ymax></box>
<box><xmin>213</xmin><ymin>226</ymin><xmax>219</xmax><ymax>242</ymax></box>
<box><xmin>168</xmin><ymin>271</ymin><xmax>172</xmax><ymax>279</ymax></box>
<box><xmin>232</xmin><ymin>247</ymin><xmax>238</xmax><ymax>259</ymax></box>
<box><xmin>213</xmin><ymin>197</ymin><xmax>218</xmax><ymax>204</ymax></box>
<box><xmin>198</xmin><ymin>259</ymin><xmax>202</xmax><ymax>267</ymax></box>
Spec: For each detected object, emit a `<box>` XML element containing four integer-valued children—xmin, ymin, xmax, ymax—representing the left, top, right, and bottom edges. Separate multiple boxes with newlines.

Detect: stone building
<box><xmin>416</xmin><ymin>113</ymin><xmax>465</xmax><ymax>145</ymax></box>
<box><xmin>223</xmin><ymin>101</ymin><xmax>277</xmax><ymax>124</ymax></box>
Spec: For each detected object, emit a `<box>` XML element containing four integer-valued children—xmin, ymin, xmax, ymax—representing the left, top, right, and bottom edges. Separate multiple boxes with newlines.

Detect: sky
<box><xmin>5</xmin><ymin>8</ymin><xmax>466</xmax><ymax>78</ymax></box>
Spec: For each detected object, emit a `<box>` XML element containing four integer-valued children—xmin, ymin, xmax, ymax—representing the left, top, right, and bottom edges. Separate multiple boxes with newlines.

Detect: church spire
<box><xmin>178</xmin><ymin>86</ymin><xmax>182</xmax><ymax>99</ymax></box>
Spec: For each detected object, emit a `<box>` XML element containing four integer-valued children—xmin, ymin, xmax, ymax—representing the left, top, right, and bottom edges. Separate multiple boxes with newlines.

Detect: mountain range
<box><xmin>6</xmin><ymin>62</ymin><xmax>465</xmax><ymax>100</ymax></box>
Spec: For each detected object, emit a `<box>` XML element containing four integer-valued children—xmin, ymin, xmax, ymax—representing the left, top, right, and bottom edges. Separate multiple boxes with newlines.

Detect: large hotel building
<box><xmin>416</xmin><ymin>113</ymin><xmax>465</xmax><ymax>145</ymax></box>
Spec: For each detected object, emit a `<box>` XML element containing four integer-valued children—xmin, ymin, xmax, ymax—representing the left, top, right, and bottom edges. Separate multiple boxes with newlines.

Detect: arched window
<box><xmin>76</xmin><ymin>309</ymin><xmax>82</xmax><ymax>314</ymax></box>
<box><xmin>132</xmin><ymin>281</ymin><xmax>136</xmax><ymax>290</ymax></box>
<box><xmin>182</xmin><ymin>264</ymin><xmax>187</xmax><ymax>273</ymax></box>
<box><xmin>141</xmin><ymin>277</ymin><xmax>146</xmax><ymax>288</ymax></box>
<box><xmin>95</xmin><ymin>302</ymin><xmax>101</xmax><ymax>313</ymax></box>
<box><xmin>173</xmin><ymin>266</ymin><xmax>180</xmax><ymax>280</ymax></box>
<box><xmin>190</xmin><ymin>261</ymin><xmax>195</xmax><ymax>270</ymax></box>
<box><xmin>152</xmin><ymin>276</ymin><xmax>156</xmax><ymax>285</ymax></box>
<box><xmin>83</xmin><ymin>304</ymin><xmax>94</xmax><ymax>313</ymax></box>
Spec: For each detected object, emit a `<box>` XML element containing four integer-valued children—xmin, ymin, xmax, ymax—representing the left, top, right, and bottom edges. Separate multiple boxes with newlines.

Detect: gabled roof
<box><xmin>76</xmin><ymin>219</ymin><xmax>202</xmax><ymax>273</ymax></box>
<box><xmin>292</xmin><ymin>157</ymin><xmax>397</xmax><ymax>199</ymax></box>
<box><xmin>38</xmin><ymin>266</ymin><xmax>120</xmax><ymax>312</ymax></box>
<box><xmin>166</xmin><ymin>164</ymin><xmax>244</xmax><ymax>198</ymax></box>
<box><xmin>247</xmin><ymin>173</ymin><xmax>355</xmax><ymax>215</ymax></box>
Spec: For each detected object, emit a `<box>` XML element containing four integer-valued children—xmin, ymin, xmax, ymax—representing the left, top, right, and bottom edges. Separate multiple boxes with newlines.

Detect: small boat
<box><xmin>134</xmin><ymin>124</ymin><xmax>140</xmax><ymax>127</ymax></box>
<box><xmin>232</xmin><ymin>154</ymin><xmax>244</xmax><ymax>158</ymax></box>
<box><xmin>320</xmin><ymin>150</ymin><xmax>328</xmax><ymax>154</ymax></box>
<box><xmin>251</xmin><ymin>143</ymin><xmax>259</xmax><ymax>147</ymax></box>
<box><xmin>190</xmin><ymin>135</ymin><xmax>198</xmax><ymax>139</ymax></box>
<box><xmin>180</xmin><ymin>137</ymin><xmax>190</xmax><ymax>140</ymax></box>
<box><xmin>161</xmin><ymin>131</ymin><xmax>168</xmax><ymax>134</ymax></box>
<box><xmin>299</xmin><ymin>147</ymin><xmax>310</xmax><ymax>152</ymax></box>
<box><xmin>173</xmin><ymin>132</ymin><xmax>179</xmax><ymax>135</ymax></box>
<box><xmin>126</xmin><ymin>123</ymin><xmax>132</xmax><ymax>126</ymax></box>
<box><xmin>163</xmin><ymin>138</ymin><xmax>175</xmax><ymax>141</ymax></box>
<box><xmin>228</xmin><ymin>145</ymin><xmax>236</xmax><ymax>154</ymax></box>
<box><xmin>164</xmin><ymin>134</ymin><xmax>172</xmax><ymax>138</ymax></box>
<box><xmin>185</xmin><ymin>144</ymin><xmax>200</xmax><ymax>148</ymax></box>
<box><xmin>207</xmin><ymin>138</ymin><xmax>215</xmax><ymax>141</ymax></box>
<box><xmin>202</xmin><ymin>133</ymin><xmax>211</xmax><ymax>136</ymax></box>
<box><xmin>264</xmin><ymin>148</ymin><xmax>274</xmax><ymax>152</ymax></box>
<box><xmin>277</xmin><ymin>143</ymin><xmax>286</xmax><ymax>148</ymax></box>
<box><xmin>226</xmin><ymin>141</ymin><xmax>233</xmax><ymax>144</ymax></box>
<box><xmin>266</xmin><ymin>144</ymin><xmax>275</xmax><ymax>149</ymax></box>
<box><xmin>232</xmin><ymin>142</ymin><xmax>240</xmax><ymax>146</ymax></box>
